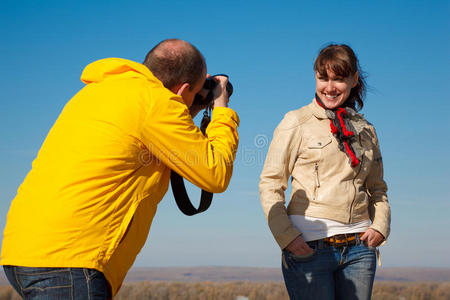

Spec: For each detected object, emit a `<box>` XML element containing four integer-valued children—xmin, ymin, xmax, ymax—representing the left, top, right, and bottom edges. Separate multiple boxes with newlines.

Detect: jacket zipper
<box><xmin>349</xmin><ymin>141</ymin><xmax>364</xmax><ymax>223</ymax></box>
<box><xmin>314</xmin><ymin>163</ymin><xmax>320</xmax><ymax>187</ymax></box>
<box><xmin>314</xmin><ymin>162</ymin><xmax>320</xmax><ymax>200</ymax></box>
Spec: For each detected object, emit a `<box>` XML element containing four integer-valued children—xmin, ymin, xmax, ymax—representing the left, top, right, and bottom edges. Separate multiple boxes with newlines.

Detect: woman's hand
<box><xmin>285</xmin><ymin>235</ymin><xmax>314</xmax><ymax>256</ymax></box>
<box><xmin>360</xmin><ymin>228</ymin><xmax>384</xmax><ymax>247</ymax></box>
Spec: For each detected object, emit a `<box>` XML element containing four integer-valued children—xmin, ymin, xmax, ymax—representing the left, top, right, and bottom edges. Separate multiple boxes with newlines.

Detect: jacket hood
<box><xmin>80</xmin><ymin>58</ymin><xmax>160</xmax><ymax>85</ymax></box>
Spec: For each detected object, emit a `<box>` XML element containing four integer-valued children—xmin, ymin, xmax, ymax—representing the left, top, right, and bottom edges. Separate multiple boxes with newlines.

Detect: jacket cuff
<box><xmin>274</xmin><ymin>226</ymin><xmax>302</xmax><ymax>250</ymax></box>
<box><xmin>212</xmin><ymin>107</ymin><xmax>240</xmax><ymax>126</ymax></box>
<box><xmin>369</xmin><ymin>223</ymin><xmax>390</xmax><ymax>242</ymax></box>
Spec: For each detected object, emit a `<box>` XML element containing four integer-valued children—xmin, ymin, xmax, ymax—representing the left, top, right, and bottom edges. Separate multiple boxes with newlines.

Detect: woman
<box><xmin>259</xmin><ymin>44</ymin><xmax>390</xmax><ymax>300</ymax></box>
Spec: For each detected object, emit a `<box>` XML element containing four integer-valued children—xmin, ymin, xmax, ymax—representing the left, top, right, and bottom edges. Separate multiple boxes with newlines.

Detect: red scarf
<box><xmin>315</xmin><ymin>94</ymin><xmax>360</xmax><ymax>167</ymax></box>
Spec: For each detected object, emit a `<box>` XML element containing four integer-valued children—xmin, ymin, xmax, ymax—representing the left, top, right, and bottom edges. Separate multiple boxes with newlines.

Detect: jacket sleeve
<box><xmin>140</xmin><ymin>93</ymin><xmax>239</xmax><ymax>193</ymax></box>
<box><xmin>366</xmin><ymin>127</ymin><xmax>391</xmax><ymax>240</ymax></box>
<box><xmin>259</xmin><ymin>112</ymin><xmax>302</xmax><ymax>249</ymax></box>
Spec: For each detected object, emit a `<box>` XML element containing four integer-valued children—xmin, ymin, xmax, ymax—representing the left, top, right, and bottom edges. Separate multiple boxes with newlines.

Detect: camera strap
<box><xmin>170</xmin><ymin>171</ymin><xmax>213</xmax><ymax>216</ymax></box>
<box><xmin>170</xmin><ymin>107</ymin><xmax>214</xmax><ymax>216</ymax></box>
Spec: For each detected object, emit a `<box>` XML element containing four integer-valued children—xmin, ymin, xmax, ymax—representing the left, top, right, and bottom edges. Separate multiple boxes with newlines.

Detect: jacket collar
<box><xmin>309</xmin><ymin>98</ymin><xmax>328</xmax><ymax>119</ymax></box>
<box><xmin>80</xmin><ymin>58</ymin><xmax>161</xmax><ymax>86</ymax></box>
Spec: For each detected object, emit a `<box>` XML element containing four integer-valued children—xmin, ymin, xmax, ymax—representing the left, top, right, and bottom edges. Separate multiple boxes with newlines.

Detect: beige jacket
<box><xmin>259</xmin><ymin>100</ymin><xmax>390</xmax><ymax>249</ymax></box>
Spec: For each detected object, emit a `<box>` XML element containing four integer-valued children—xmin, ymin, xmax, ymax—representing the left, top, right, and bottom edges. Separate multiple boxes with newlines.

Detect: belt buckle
<box><xmin>332</xmin><ymin>235</ymin><xmax>340</xmax><ymax>248</ymax></box>
<box><xmin>330</xmin><ymin>233</ymin><xmax>362</xmax><ymax>248</ymax></box>
<box><xmin>333</xmin><ymin>234</ymin><xmax>349</xmax><ymax>248</ymax></box>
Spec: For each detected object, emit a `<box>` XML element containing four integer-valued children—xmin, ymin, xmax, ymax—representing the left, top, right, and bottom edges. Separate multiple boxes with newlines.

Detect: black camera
<box><xmin>192</xmin><ymin>74</ymin><xmax>233</xmax><ymax>106</ymax></box>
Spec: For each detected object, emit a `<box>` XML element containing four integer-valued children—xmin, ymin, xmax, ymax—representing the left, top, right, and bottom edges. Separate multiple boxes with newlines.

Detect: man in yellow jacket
<box><xmin>1</xmin><ymin>39</ymin><xmax>239</xmax><ymax>299</ymax></box>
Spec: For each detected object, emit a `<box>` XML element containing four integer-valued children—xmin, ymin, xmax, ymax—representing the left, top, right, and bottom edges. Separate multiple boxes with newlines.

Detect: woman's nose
<box><xmin>325</xmin><ymin>81</ymin><xmax>335</xmax><ymax>92</ymax></box>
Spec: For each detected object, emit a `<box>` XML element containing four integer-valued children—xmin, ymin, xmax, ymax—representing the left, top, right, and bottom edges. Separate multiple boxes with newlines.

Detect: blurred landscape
<box><xmin>1</xmin><ymin>267</ymin><xmax>449</xmax><ymax>299</ymax></box>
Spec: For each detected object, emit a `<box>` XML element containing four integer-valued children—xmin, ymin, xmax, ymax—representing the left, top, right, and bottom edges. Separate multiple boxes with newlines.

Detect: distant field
<box><xmin>1</xmin><ymin>267</ymin><xmax>449</xmax><ymax>299</ymax></box>
<box><xmin>115</xmin><ymin>281</ymin><xmax>450</xmax><ymax>300</ymax></box>
<box><xmin>1</xmin><ymin>281</ymin><xmax>449</xmax><ymax>300</ymax></box>
<box><xmin>121</xmin><ymin>266</ymin><xmax>450</xmax><ymax>283</ymax></box>
<box><xmin>2</xmin><ymin>266</ymin><xmax>450</xmax><ymax>285</ymax></box>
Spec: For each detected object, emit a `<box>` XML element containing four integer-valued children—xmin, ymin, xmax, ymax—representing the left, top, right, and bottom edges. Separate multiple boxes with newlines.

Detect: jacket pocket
<box><xmin>301</xmin><ymin>136</ymin><xmax>332</xmax><ymax>162</ymax></box>
<box><xmin>307</xmin><ymin>136</ymin><xmax>332</xmax><ymax>149</ymax></box>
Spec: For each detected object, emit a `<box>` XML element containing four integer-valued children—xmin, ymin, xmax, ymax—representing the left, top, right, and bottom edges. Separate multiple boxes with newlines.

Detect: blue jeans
<box><xmin>3</xmin><ymin>266</ymin><xmax>112</xmax><ymax>300</ymax></box>
<box><xmin>282</xmin><ymin>240</ymin><xmax>377</xmax><ymax>300</ymax></box>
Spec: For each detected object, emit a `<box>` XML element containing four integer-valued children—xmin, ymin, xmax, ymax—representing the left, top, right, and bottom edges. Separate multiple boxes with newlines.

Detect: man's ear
<box><xmin>174</xmin><ymin>83</ymin><xmax>191</xmax><ymax>96</ymax></box>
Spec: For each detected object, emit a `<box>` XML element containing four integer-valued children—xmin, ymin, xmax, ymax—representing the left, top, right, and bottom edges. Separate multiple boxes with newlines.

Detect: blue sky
<box><xmin>1</xmin><ymin>0</ymin><xmax>449</xmax><ymax>270</ymax></box>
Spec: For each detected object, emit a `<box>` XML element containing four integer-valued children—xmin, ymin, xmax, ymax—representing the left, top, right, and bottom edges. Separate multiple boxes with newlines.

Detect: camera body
<box><xmin>192</xmin><ymin>75</ymin><xmax>233</xmax><ymax>106</ymax></box>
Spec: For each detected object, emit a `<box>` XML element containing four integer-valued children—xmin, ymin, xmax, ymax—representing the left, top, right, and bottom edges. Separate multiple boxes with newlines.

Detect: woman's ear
<box><xmin>352</xmin><ymin>71</ymin><xmax>359</xmax><ymax>88</ymax></box>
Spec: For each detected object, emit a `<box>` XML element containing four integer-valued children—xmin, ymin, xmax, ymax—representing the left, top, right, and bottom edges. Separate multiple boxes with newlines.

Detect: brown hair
<box><xmin>143</xmin><ymin>39</ymin><xmax>205</xmax><ymax>91</ymax></box>
<box><xmin>314</xmin><ymin>44</ymin><xmax>366</xmax><ymax>110</ymax></box>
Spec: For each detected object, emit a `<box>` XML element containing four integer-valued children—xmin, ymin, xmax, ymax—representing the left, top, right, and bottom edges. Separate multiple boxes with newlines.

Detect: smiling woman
<box><xmin>259</xmin><ymin>44</ymin><xmax>391</xmax><ymax>300</ymax></box>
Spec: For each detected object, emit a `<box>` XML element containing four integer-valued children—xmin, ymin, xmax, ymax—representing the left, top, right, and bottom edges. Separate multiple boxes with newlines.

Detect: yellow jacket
<box><xmin>1</xmin><ymin>58</ymin><xmax>239</xmax><ymax>296</ymax></box>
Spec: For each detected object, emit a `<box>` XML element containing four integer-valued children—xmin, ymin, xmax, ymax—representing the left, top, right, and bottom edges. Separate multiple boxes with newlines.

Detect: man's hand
<box><xmin>212</xmin><ymin>75</ymin><xmax>230</xmax><ymax>108</ymax></box>
<box><xmin>285</xmin><ymin>235</ymin><xmax>314</xmax><ymax>256</ymax></box>
<box><xmin>360</xmin><ymin>228</ymin><xmax>384</xmax><ymax>247</ymax></box>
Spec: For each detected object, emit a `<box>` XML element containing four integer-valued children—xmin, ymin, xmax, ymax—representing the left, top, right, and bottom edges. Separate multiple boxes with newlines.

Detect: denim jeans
<box><xmin>3</xmin><ymin>266</ymin><xmax>112</xmax><ymax>300</ymax></box>
<box><xmin>281</xmin><ymin>240</ymin><xmax>377</xmax><ymax>300</ymax></box>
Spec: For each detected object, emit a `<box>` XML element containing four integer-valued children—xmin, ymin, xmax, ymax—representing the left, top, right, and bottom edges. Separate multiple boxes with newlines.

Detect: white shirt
<box><xmin>289</xmin><ymin>215</ymin><xmax>370</xmax><ymax>242</ymax></box>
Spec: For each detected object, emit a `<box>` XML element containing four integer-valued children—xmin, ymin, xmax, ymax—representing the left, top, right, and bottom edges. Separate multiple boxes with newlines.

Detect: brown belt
<box><xmin>322</xmin><ymin>233</ymin><xmax>364</xmax><ymax>247</ymax></box>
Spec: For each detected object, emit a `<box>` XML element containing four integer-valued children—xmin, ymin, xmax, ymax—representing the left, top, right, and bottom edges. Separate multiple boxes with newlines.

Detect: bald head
<box><xmin>143</xmin><ymin>39</ymin><xmax>206</xmax><ymax>91</ymax></box>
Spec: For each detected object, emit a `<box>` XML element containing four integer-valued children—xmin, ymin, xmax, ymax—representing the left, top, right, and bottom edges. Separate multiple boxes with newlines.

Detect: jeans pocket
<box><xmin>362</xmin><ymin>240</ymin><xmax>377</xmax><ymax>251</ymax></box>
<box><xmin>15</xmin><ymin>267</ymin><xmax>73</xmax><ymax>299</ymax></box>
<box><xmin>83</xmin><ymin>268</ymin><xmax>103</xmax><ymax>280</ymax></box>
<box><xmin>84</xmin><ymin>268</ymin><xmax>112</xmax><ymax>298</ymax></box>
<box><xmin>286</xmin><ymin>250</ymin><xmax>316</xmax><ymax>263</ymax></box>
